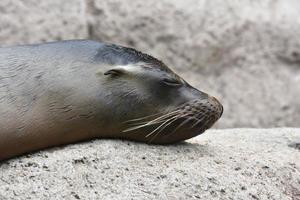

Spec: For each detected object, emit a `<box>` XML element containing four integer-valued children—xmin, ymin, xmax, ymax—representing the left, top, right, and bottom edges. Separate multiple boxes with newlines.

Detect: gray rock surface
<box><xmin>1</xmin><ymin>0</ymin><xmax>300</xmax><ymax>128</ymax></box>
<box><xmin>0</xmin><ymin>0</ymin><xmax>87</xmax><ymax>46</ymax></box>
<box><xmin>0</xmin><ymin>129</ymin><xmax>299</xmax><ymax>200</ymax></box>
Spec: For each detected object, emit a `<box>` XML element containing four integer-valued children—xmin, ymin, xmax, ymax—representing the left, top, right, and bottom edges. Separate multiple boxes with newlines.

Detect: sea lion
<box><xmin>0</xmin><ymin>40</ymin><xmax>223</xmax><ymax>160</ymax></box>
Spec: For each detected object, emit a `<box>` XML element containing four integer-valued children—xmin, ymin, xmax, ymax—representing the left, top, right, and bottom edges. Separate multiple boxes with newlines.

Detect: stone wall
<box><xmin>1</xmin><ymin>0</ymin><xmax>299</xmax><ymax>128</ymax></box>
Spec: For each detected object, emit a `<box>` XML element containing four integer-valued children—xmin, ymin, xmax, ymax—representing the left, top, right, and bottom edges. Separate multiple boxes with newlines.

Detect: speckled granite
<box><xmin>0</xmin><ymin>129</ymin><xmax>299</xmax><ymax>200</ymax></box>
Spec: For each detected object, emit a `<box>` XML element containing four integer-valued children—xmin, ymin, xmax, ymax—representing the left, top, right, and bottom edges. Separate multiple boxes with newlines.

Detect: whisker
<box><xmin>145</xmin><ymin>115</ymin><xmax>179</xmax><ymax>138</ymax></box>
<box><xmin>152</xmin><ymin>117</ymin><xmax>180</xmax><ymax>140</ymax></box>
<box><xmin>123</xmin><ymin>110</ymin><xmax>182</xmax><ymax>132</ymax></box>
<box><xmin>156</xmin><ymin>117</ymin><xmax>179</xmax><ymax>135</ymax></box>
<box><xmin>127</xmin><ymin>109</ymin><xmax>181</xmax><ymax>126</ymax></box>
<box><xmin>122</xmin><ymin>120</ymin><xmax>161</xmax><ymax>132</ymax></box>
<box><xmin>200</xmin><ymin>116</ymin><xmax>213</xmax><ymax>130</ymax></box>
<box><xmin>128</xmin><ymin>119</ymin><xmax>163</xmax><ymax>126</ymax></box>
<box><xmin>148</xmin><ymin>109</ymin><xmax>181</xmax><ymax>121</ymax></box>
<box><xmin>191</xmin><ymin>115</ymin><xmax>206</xmax><ymax>128</ymax></box>
<box><xmin>148</xmin><ymin>116</ymin><xmax>180</xmax><ymax>143</ymax></box>
<box><xmin>170</xmin><ymin>114</ymin><xmax>192</xmax><ymax>133</ymax></box>
<box><xmin>123</xmin><ymin>112</ymin><xmax>162</xmax><ymax>123</ymax></box>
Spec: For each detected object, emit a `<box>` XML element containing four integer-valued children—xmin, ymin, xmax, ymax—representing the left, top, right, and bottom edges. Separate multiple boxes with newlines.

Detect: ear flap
<box><xmin>104</xmin><ymin>68</ymin><xmax>125</xmax><ymax>76</ymax></box>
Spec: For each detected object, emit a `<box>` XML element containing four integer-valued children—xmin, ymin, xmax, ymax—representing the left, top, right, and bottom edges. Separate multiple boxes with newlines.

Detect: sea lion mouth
<box><xmin>123</xmin><ymin>97</ymin><xmax>223</xmax><ymax>143</ymax></box>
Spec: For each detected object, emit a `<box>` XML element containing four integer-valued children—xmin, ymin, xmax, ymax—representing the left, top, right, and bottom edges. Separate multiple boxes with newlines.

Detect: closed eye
<box><xmin>162</xmin><ymin>78</ymin><xmax>182</xmax><ymax>87</ymax></box>
<box><xmin>104</xmin><ymin>69</ymin><xmax>124</xmax><ymax>76</ymax></box>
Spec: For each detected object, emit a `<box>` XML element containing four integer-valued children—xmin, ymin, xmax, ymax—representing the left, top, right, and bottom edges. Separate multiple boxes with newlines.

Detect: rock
<box><xmin>0</xmin><ymin>128</ymin><xmax>299</xmax><ymax>200</ymax></box>
<box><xmin>0</xmin><ymin>0</ymin><xmax>87</xmax><ymax>46</ymax></box>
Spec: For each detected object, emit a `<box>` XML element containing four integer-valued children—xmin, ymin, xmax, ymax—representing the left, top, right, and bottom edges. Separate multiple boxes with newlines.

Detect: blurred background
<box><xmin>0</xmin><ymin>0</ymin><xmax>299</xmax><ymax>128</ymax></box>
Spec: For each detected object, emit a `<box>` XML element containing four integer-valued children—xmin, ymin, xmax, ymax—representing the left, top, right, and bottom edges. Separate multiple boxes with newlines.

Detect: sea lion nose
<box><xmin>208</xmin><ymin>96</ymin><xmax>223</xmax><ymax>118</ymax></box>
<box><xmin>219</xmin><ymin>103</ymin><xmax>224</xmax><ymax>117</ymax></box>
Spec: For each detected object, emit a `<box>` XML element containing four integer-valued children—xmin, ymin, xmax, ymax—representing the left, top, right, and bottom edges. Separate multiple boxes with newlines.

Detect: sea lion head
<box><xmin>97</xmin><ymin>44</ymin><xmax>223</xmax><ymax>144</ymax></box>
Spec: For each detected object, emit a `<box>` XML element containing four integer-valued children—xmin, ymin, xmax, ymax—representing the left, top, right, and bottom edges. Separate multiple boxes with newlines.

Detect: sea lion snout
<box><xmin>179</xmin><ymin>96</ymin><xmax>223</xmax><ymax>131</ymax></box>
<box><xmin>181</xmin><ymin>86</ymin><xmax>223</xmax><ymax>123</ymax></box>
<box><xmin>208</xmin><ymin>96</ymin><xmax>223</xmax><ymax>118</ymax></box>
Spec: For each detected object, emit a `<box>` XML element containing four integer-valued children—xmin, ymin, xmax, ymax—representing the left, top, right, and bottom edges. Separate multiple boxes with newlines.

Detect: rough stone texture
<box><xmin>0</xmin><ymin>129</ymin><xmax>299</xmax><ymax>200</ymax></box>
<box><xmin>1</xmin><ymin>0</ymin><xmax>300</xmax><ymax>128</ymax></box>
<box><xmin>0</xmin><ymin>0</ymin><xmax>88</xmax><ymax>46</ymax></box>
